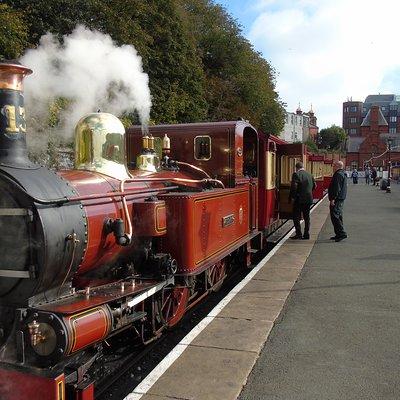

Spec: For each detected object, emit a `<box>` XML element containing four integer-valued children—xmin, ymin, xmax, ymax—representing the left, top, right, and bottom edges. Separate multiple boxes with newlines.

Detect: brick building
<box><xmin>344</xmin><ymin>95</ymin><xmax>400</xmax><ymax>169</ymax></box>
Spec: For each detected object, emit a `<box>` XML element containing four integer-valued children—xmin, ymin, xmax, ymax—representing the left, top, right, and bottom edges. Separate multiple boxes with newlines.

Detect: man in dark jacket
<box><xmin>328</xmin><ymin>160</ymin><xmax>347</xmax><ymax>242</ymax></box>
<box><xmin>289</xmin><ymin>161</ymin><xmax>316</xmax><ymax>240</ymax></box>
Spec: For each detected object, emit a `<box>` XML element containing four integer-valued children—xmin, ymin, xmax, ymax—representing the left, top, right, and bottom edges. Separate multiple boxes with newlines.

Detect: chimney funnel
<box><xmin>0</xmin><ymin>61</ymin><xmax>33</xmax><ymax>167</ymax></box>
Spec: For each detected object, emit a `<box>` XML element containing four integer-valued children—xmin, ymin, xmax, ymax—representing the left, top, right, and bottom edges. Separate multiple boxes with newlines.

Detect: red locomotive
<box><xmin>0</xmin><ymin>62</ymin><xmax>327</xmax><ymax>400</ymax></box>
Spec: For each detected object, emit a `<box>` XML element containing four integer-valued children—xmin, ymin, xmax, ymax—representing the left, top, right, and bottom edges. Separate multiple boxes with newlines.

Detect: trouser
<box><xmin>330</xmin><ymin>200</ymin><xmax>346</xmax><ymax>237</ymax></box>
<box><xmin>365</xmin><ymin>176</ymin><xmax>370</xmax><ymax>185</ymax></box>
<box><xmin>293</xmin><ymin>202</ymin><xmax>311</xmax><ymax>236</ymax></box>
<box><xmin>352</xmin><ymin>177</ymin><xmax>358</xmax><ymax>184</ymax></box>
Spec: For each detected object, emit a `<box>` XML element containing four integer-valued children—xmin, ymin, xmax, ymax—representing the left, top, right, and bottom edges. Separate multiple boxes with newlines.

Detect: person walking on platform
<box><xmin>329</xmin><ymin>160</ymin><xmax>347</xmax><ymax>242</ymax></box>
<box><xmin>365</xmin><ymin>166</ymin><xmax>371</xmax><ymax>185</ymax></box>
<box><xmin>371</xmin><ymin>167</ymin><xmax>377</xmax><ymax>186</ymax></box>
<box><xmin>351</xmin><ymin>168</ymin><xmax>359</xmax><ymax>184</ymax></box>
<box><xmin>289</xmin><ymin>161</ymin><xmax>316</xmax><ymax>240</ymax></box>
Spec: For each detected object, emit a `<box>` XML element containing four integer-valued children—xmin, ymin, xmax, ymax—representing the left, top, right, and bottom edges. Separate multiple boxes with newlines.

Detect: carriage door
<box><xmin>277</xmin><ymin>143</ymin><xmax>306</xmax><ymax>219</ymax></box>
<box><xmin>243</xmin><ymin>127</ymin><xmax>258</xmax><ymax>230</ymax></box>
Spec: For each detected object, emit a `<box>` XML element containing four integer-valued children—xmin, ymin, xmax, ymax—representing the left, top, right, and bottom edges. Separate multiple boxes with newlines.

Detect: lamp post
<box><xmin>386</xmin><ymin>137</ymin><xmax>393</xmax><ymax>193</ymax></box>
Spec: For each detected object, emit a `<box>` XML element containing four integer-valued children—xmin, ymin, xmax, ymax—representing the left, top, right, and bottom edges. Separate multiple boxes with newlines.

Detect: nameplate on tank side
<box><xmin>222</xmin><ymin>213</ymin><xmax>235</xmax><ymax>228</ymax></box>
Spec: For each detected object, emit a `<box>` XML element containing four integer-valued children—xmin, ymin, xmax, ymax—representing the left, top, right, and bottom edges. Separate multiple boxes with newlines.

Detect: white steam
<box><xmin>21</xmin><ymin>25</ymin><xmax>151</xmax><ymax>157</ymax></box>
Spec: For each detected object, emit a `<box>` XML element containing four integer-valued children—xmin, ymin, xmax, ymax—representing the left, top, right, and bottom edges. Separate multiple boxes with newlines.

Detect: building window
<box><xmin>349</xmin><ymin>117</ymin><xmax>357</xmax><ymax>124</ymax></box>
<box><xmin>381</xmin><ymin>106</ymin><xmax>386</xmax><ymax>111</ymax></box>
<box><xmin>390</xmin><ymin>116</ymin><xmax>397</xmax><ymax>122</ymax></box>
<box><xmin>291</xmin><ymin>115</ymin><xmax>294</xmax><ymax>124</ymax></box>
<box><xmin>350</xmin><ymin>106</ymin><xmax>358</xmax><ymax>112</ymax></box>
<box><xmin>344</xmin><ymin>106</ymin><xmax>349</xmax><ymax>112</ymax></box>
<box><xmin>351</xmin><ymin>161</ymin><xmax>358</xmax><ymax>170</ymax></box>
<box><xmin>350</xmin><ymin>128</ymin><xmax>357</xmax><ymax>135</ymax></box>
<box><xmin>390</xmin><ymin>104</ymin><xmax>397</xmax><ymax>111</ymax></box>
<box><xmin>363</xmin><ymin>107</ymin><xmax>367</xmax><ymax>112</ymax></box>
<box><xmin>389</xmin><ymin>127</ymin><xmax>396</xmax><ymax>134</ymax></box>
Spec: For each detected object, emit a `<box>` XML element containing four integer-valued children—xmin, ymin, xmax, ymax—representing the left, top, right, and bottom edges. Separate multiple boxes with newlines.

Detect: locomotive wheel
<box><xmin>207</xmin><ymin>260</ymin><xmax>227</xmax><ymax>292</ymax></box>
<box><xmin>161</xmin><ymin>286</ymin><xmax>189</xmax><ymax>328</ymax></box>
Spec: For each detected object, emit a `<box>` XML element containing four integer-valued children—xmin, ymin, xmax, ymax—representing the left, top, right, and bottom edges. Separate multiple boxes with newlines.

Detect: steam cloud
<box><xmin>21</xmin><ymin>25</ymin><xmax>152</xmax><ymax>158</ymax></box>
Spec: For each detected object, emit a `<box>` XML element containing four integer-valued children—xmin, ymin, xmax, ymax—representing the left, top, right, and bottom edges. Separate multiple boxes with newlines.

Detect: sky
<box><xmin>215</xmin><ymin>0</ymin><xmax>400</xmax><ymax>129</ymax></box>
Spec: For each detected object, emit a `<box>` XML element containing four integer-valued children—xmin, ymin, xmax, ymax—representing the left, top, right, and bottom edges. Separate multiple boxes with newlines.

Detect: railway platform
<box><xmin>121</xmin><ymin>182</ymin><xmax>400</xmax><ymax>400</ymax></box>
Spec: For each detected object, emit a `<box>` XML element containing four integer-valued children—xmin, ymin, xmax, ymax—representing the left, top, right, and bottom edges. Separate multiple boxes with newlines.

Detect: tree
<box><xmin>305</xmin><ymin>138</ymin><xmax>319</xmax><ymax>154</ymax></box>
<box><xmin>0</xmin><ymin>4</ymin><xmax>28</xmax><ymax>60</ymax></box>
<box><xmin>3</xmin><ymin>0</ymin><xmax>284</xmax><ymax>132</ymax></box>
<box><xmin>176</xmin><ymin>0</ymin><xmax>285</xmax><ymax>133</ymax></box>
<box><xmin>318</xmin><ymin>125</ymin><xmax>347</xmax><ymax>150</ymax></box>
<box><xmin>4</xmin><ymin>0</ymin><xmax>208</xmax><ymax>124</ymax></box>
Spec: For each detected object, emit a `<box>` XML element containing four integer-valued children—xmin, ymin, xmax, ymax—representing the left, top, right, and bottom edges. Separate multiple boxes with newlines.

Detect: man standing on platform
<box><xmin>329</xmin><ymin>160</ymin><xmax>347</xmax><ymax>242</ymax></box>
<box><xmin>289</xmin><ymin>161</ymin><xmax>316</xmax><ymax>240</ymax></box>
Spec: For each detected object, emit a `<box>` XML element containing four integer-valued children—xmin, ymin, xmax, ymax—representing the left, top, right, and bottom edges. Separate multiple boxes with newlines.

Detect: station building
<box><xmin>280</xmin><ymin>105</ymin><xmax>319</xmax><ymax>143</ymax></box>
<box><xmin>344</xmin><ymin>95</ymin><xmax>400</xmax><ymax>170</ymax></box>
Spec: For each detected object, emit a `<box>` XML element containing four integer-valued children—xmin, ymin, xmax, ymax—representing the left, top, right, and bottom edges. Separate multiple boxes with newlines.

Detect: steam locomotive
<box><xmin>0</xmin><ymin>62</ymin><xmax>335</xmax><ymax>400</ymax></box>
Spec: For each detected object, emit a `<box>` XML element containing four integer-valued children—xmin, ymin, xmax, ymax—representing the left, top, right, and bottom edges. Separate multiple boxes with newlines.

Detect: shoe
<box><xmin>290</xmin><ymin>235</ymin><xmax>302</xmax><ymax>240</ymax></box>
<box><xmin>330</xmin><ymin>236</ymin><xmax>337</xmax><ymax>240</ymax></box>
<box><xmin>335</xmin><ymin>235</ymin><xmax>348</xmax><ymax>242</ymax></box>
<box><xmin>302</xmin><ymin>234</ymin><xmax>310</xmax><ymax>240</ymax></box>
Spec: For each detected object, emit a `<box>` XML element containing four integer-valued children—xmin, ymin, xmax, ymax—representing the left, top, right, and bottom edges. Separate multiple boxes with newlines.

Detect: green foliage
<box><xmin>3</xmin><ymin>0</ymin><xmax>284</xmax><ymax>133</ymax></box>
<box><xmin>177</xmin><ymin>0</ymin><xmax>284</xmax><ymax>133</ymax></box>
<box><xmin>318</xmin><ymin>125</ymin><xmax>347</xmax><ymax>150</ymax></box>
<box><xmin>0</xmin><ymin>4</ymin><xmax>28</xmax><ymax>60</ymax></box>
<box><xmin>305</xmin><ymin>139</ymin><xmax>319</xmax><ymax>153</ymax></box>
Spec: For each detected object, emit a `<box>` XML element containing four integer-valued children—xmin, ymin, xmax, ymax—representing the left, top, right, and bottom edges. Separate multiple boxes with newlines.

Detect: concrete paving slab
<box><xmin>253</xmin><ymin>265</ymin><xmax>301</xmax><ymax>282</ymax></box>
<box><xmin>140</xmin><ymin>395</ymin><xmax>186</xmax><ymax>400</ymax></box>
<box><xmin>238</xmin><ymin>279</ymin><xmax>294</xmax><ymax>299</ymax></box>
<box><xmin>147</xmin><ymin>346</ymin><xmax>257</xmax><ymax>400</ymax></box>
<box><xmin>263</xmin><ymin>251</ymin><xmax>308</xmax><ymax>270</ymax></box>
<box><xmin>218</xmin><ymin>295</ymin><xmax>286</xmax><ymax>322</ymax></box>
<box><xmin>190</xmin><ymin>317</ymin><xmax>273</xmax><ymax>353</ymax></box>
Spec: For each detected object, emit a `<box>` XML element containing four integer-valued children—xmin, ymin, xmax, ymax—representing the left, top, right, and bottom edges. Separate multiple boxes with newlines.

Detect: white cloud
<box><xmin>248</xmin><ymin>0</ymin><xmax>400</xmax><ymax>128</ymax></box>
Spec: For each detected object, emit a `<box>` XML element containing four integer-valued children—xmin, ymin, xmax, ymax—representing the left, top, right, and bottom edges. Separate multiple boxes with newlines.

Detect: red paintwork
<box><xmin>0</xmin><ymin>365</ymin><xmax>65</xmax><ymax>400</ymax></box>
<box><xmin>133</xmin><ymin>200</ymin><xmax>167</xmax><ymax>236</ymax></box>
<box><xmin>75</xmin><ymin>383</ymin><xmax>94</xmax><ymax>400</ymax></box>
<box><xmin>58</xmin><ymin>169</ymin><xmax>196</xmax><ymax>275</ymax></box>
<box><xmin>64</xmin><ymin>305</ymin><xmax>111</xmax><ymax>355</ymax></box>
<box><xmin>324</xmin><ymin>176</ymin><xmax>332</xmax><ymax>189</ymax></box>
<box><xmin>127</xmin><ymin>121</ymin><xmax>258</xmax><ymax>188</ymax></box>
<box><xmin>160</xmin><ymin>187</ymin><xmax>250</xmax><ymax>274</ymax></box>
<box><xmin>313</xmin><ymin>180</ymin><xmax>324</xmax><ymax>200</ymax></box>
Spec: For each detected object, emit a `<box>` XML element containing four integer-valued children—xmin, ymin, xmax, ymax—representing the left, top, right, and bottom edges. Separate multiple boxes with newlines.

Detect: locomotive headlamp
<box><xmin>74</xmin><ymin>112</ymin><xmax>131</xmax><ymax>180</ymax></box>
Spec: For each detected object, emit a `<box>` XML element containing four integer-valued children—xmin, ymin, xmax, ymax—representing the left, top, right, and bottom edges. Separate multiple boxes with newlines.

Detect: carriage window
<box><xmin>311</xmin><ymin>161</ymin><xmax>323</xmax><ymax>179</ymax></box>
<box><xmin>194</xmin><ymin>136</ymin><xmax>211</xmax><ymax>160</ymax></box>
<box><xmin>266</xmin><ymin>151</ymin><xmax>276</xmax><ymax>189</ymax></box>
<box><xmin>280</xmin><ymin>156</ymin><xmax>299</xmax><ymax>185</ymax></box>
<box><xmin>317</xmin><ymin>162</ymin><xmax>323</xmax><ymax>178</ymax></box>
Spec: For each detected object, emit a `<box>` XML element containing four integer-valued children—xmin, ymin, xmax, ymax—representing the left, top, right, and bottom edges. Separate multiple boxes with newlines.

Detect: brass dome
<box><xmin>74</xmin><ymin>112</ymin><xmax>130</xmax><ymax>180</ymax></box>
